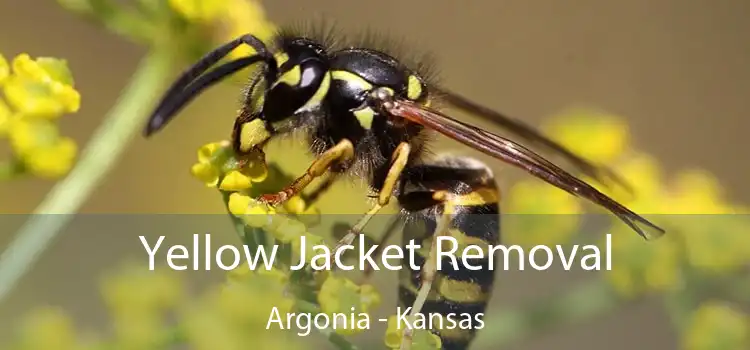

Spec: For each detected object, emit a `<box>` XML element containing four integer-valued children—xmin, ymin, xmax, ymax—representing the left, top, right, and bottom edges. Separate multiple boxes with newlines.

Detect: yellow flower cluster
<box><xmin>10</xmin><ymin>307</ymin><xmax>94</xmax><ymax>350</ymax></box>
<box><xmin>384</xmin><ymin>316</ymin><xmax>442</xmax><ymax>349</ymax></box>
<box><xmin>505</xmin><ymin>179</ymin><xmax>584</xmax><ymax>247</ymax></box>
<box><xmin>190</xmin><ymin>141</ymin><xmax>268</xmax><ymax>191</ymax></box>
<box><xmin>225</xmin><ymin>194</ymin><xmax>385</xmax><ymax>338</ymax></box>
<box><xmin>664</xmin><ymin>171</ymin><xmax>750</xmax><ymax>273</ymax></box>
<box><xmin>683</xmin><ymin>301</ymin><xmax>749</xmax><ymax>350</ymax></box>
<box><xmin>318</xmin><ymin>275</ymin><xmax>381</xmax><ymax>335</ymax></box>
<box><xmin>168</xmin><ymin>0</ymin><xmax>278</xmax><ymax>58</ymax></box>
<box><xmin>101</xmin><ymin>263</ymin><xmax>184</xmax><ymax>348</ymax></box>
<box><xmin>6</xmin><ymin>263</ymin><xmax>183</xmax><ymax>350</ymax></box>
<box><xmin>6</xmin><ymin>262</ymin><xmax>309</xmax><ymax>350</ymax></box>
<box><xmin>603</xmin><ymin>227</ymin><xmax>683</xmax><ymax>298</ymax></box>
<box><xmin>184</xmin><ymin>267</ymin><xmax>301</xmax><ymax>350</ymax></box>
<box><xmin>0</xmin><ymin>53</ymin><xmax>80</xmax><ymax>179</ymax></box>
<box><xmin>543</xmin><ymin>108</ymin><xmax>630</xmax><ymax>164</ymax></box>
<box><xmin>504</xmin><ymin>107</ymin><xmax>627</xmax><ymax>247</ymax></box>
<box><xmin>192</xmin><ymin>140</ymin><xmax>318</xmax><ymax>218</ymax></box>
<box><xmin>534</xmin><ymin>108</ymin><xmax>750</xmax><ymax>297</ymax></box>
<box><xmin>189</xmin><ymin>139</ymin><xmax>388</xmax><ymax>344</ymax></box>
<box><xmin>602</xmin><ymin>158</ymin><xmax>750</xmax><ymax>296</ymax></box>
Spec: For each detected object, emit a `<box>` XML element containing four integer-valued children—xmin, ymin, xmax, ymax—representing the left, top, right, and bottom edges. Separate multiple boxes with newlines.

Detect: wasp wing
<box><xmin>434</xmin><ymin>87</ymin><xmax>632</xmax><ymax>194</ymax></box>
<box><xmin>383</xmin><ymin>98</ymin><xmax>665</xmax><ymax>240</ymax></box>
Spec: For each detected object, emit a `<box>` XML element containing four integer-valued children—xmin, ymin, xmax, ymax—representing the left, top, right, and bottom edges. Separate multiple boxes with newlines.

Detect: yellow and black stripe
<box><xmin>397</xmin><ymin>156</ymin><xmax>500</xmax><ymax>350</ymax></box>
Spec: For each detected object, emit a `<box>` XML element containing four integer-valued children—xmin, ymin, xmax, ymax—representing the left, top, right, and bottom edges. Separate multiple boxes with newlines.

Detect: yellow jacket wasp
<box><xmin>144</xmin><ymin>25</ymin><xmax>665</xmax><ymax>350</ymax></box>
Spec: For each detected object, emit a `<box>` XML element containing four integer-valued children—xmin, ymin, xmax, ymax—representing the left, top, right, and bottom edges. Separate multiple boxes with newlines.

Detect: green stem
<box><xmin>473</xmin><ymin>279</ymin><xmax>627</xmax><ymax>348</ymax></box>
<box><xmin>0</xmin><ymin>50</ymin><xmax>173</xmax><ymax>303</ymax></box>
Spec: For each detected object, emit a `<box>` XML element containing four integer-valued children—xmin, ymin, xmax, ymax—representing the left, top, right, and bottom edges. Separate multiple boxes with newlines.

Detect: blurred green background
<box><xmin>0</xmin><ymin>0</ymin><xmax>748</xmax><ymax>349</ymax></box>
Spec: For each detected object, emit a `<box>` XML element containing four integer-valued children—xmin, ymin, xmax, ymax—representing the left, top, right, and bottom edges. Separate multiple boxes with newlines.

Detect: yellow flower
<box><xmin>168</xmin><ymin>0</ymin><xmax>227</xmax><ymax>23</ymax></box>
<box><xmin>191</xmin><ymin>162</ymin><xmax>220</xmax><ymax>187</ymax></box>
<box><xmin>227</xmin><ymin>194</ymin><xmax>277</xmax><ymax>228</ymax></box>
<box><xmin>197</xmin><ymin>141</ymin><xmax>227</xmax><ymax>163</ymax></box>
<box><xmin>577</xmin><ymin>152</ymin><xmax>672</xmax><ymax>240</ymax></box>
<box><xmin>16</xmin><ymin>307</ymin><xmax>79</xmax><ymax>350</ymax></box>
<box><xmin>318</xmin><ymin>275</ymin><xmax>381</xmax><ymax>335</ymax></box>
<box><xmin>542</xmin><ymin>108</ymin><xmax>630</xmax><ymax>164</ymax></box>
<box><xmin>271</xmin><ymin>215</ymin><xmax>308</xmax><ymax>243</ymax></box>
<box><xmin>384</xmin><ymin>315</ymin><xmax>442</xmax><ymax>350</ymax></box>
<box><xmin>665</xmin><ymin>169</ymin><xmax>732</xmax><ymax>214</ymax></box>
<box><xmin>190</xmin><ymin>141</ymin><xmax>267</xmax><ymax>188</ymax></box>
<box><xmin>283</xmin><ymin>195</ymin><xmax>307</xmax><ymax>215</ymax></box>
<box><xmin>23</xmin><ymin>136</ymin><xmax>77</xmax><ymax>178</ymax></box>
<box><xmin>202</xmin><ymin>269</ymin><xmax>294</xmax><ymax>331</ymax></box>
<box><xmin>227</xmin><ymin>192</ymin><xmax>252</xmax><ymax>216</ymax></box>
<box><xmin>219</xmin><ymin>170</ymin><xmax>253</xmax><ymax>191</ymax></box>
<box><xmin>507</xmin><ymin>179</ymin><xmax>583</xmax><ymax>215</ymax></box>
<box><xmin>7</xmin><ymin>117</ymin><xmax>56</xmax><ymax>155</ymax></box>
<box><xmin>256</xmin><ymin>267</ymin><xmax>290</xmax><ymax>285</ymax></box>
<box><xmin>183</xmin><ymin>305</ymin><xmax>245</xmax><ymax>350</ymax></box>
<box><xmin>12</xmin><ymin>54</ymin><xmax>75</xmax><ymax>85</ymax></box>
<box><xmin>683</xmin><ymin>301</ymin><xmax>749</xmax><ymax>350</ymax></box>
<box><xmin>603</xmin><ymin>227</ymin><xmax>682</xmax><ymax>298</ymax></box>
<box><xmin>227</xmin><ymin>192</ymin><xmax>302</xmax><ymax>242</ymax></box>
<box><xmin>4</xmin><ymin>54</ymin><xmax>80</xmax><ymax>118</ymax></box>
<box><xmin>183</xmin><ymin>269</ymin><xmax>300</xmax><ymax>350</ymax></box>
<box><xmin>226</xmin><ymin>266</ymin><xmax>252</xmax><ymax>283</ymax></box>
<box><xmin>505</xmin><ymin>180</ymin><xmax>583</xmax><ymax>247</ymax></box>
<box><xmin>599</xmin><ymin>152</ymin><xmax>665</xmax><ymax>210</ymax></box>
<box><xmin>190</xmin><ymin>142</ymin><xmax>228</xmax><ymax>187</ymax></box>
<box><xmin>219</xmin><ymin>0</ymin><xmax>278</xmax><ymax>60</ymax></box>
<box><xmin>169</xmin><ymin>0</ymin><xmax>277</xmax><ymax>60</ymax></box>
<box><xmin>0</xmin><ymin>53</ymin><xmax>8</xmax><ymax>85</ymax></box>
<box><xmin>0</xmin><ymin>53</ymin><xmax>80</xmax><ymax>181</ymax></box>
<box><xmin>680</xmin><ymin>214</ymin><xmax>750</xmax><ymax>273</ymax></box>
<box><xmin>0</xmin><ymin>98</ymin><xmax>12</xmax><ymax>135</ymax></box>
<box><xmin>243</xmin><ymin>203</ymin><xmax>276</xmax><ymax>227</ymax></box>
<box><xmin>112</xmin><ymin>314</ymin><xmax>162</xmax><ymax>350</ymax></box>
<box><xmin>101</xmin><ymin>263</ymin><xmax>184</xmax><ymax>318</ymax></box>
<box><xmin>282</xmin><ymin>195</ymin><xmax>322</xmax><ymax>227</ymax></box>
<box><xmin>7</xmin><ymin>118</ymin><xmax>78</xmax><ymax>178</ymax></box>
<box><xmin>645</xmin><ymin>169</ymin><xmax>750</xmax><ymax>272</ymax></box>
<box><xmin>292</xmin><ymin>232</ymin><xmax>326</xmax><ymax>265</ymax></box>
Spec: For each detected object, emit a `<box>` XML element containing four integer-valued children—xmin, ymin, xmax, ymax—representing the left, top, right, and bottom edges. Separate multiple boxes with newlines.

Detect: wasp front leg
<box><xmin>359</xmin><ymin>215</ymin><xmax>404</xmax><ymax>284</ymax></box>
<box><xmin>258</xmin><ymin>139</ymin><xmax>355</xmax><ymax>205</ymax></box>
<box><xmin>301</xmin><ymin>172</ymin><xmax>341</xmax><ymax>208</ymax></box>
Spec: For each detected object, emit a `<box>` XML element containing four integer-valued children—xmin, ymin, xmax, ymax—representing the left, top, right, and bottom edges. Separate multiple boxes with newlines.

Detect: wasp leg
<box><xmin>358</xmin><ymin>215</ymin><xmax>404</xmax><ymax>284</ymax></box>
<box><xmin>332</xmin><ymin>142</ymin><xmax>411</xmax><ymax>251</ymax></box>
<box><xmin>259</xmin><ymin>139</ymin><xmax>355</xmax><ymax>205</ymax></box>
<box><xmin>400</xmin><ymin>196</ymin><xmax>455</xmax><ymax>350</ymax></box>
<box><xmin>301</xmin><ymin>172</ymin><xmax>340</xmax><ymax>208</ymax></box>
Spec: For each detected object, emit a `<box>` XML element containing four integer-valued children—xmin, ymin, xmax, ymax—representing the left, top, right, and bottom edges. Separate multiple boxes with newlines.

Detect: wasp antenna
<box><xmin>144</xmin><ymin>56</ymin><xmax>268</xmax><ymax>136</ymax></box>
<box><xmin>619</xmin><ymin>211</ymin><xmax>666</xmax><ymax>240</ymax></box>
<box><xmin>144</xmin><ymin>34</ymin><xmax>276</xmax><ymax>137</ymax></box>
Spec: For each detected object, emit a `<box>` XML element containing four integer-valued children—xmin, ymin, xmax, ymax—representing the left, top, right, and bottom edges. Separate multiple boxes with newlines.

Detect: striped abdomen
<box><xmin>397</xmin><ymin>157</ymin><xmax>501</xmax><ymax>350</ymax></box>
